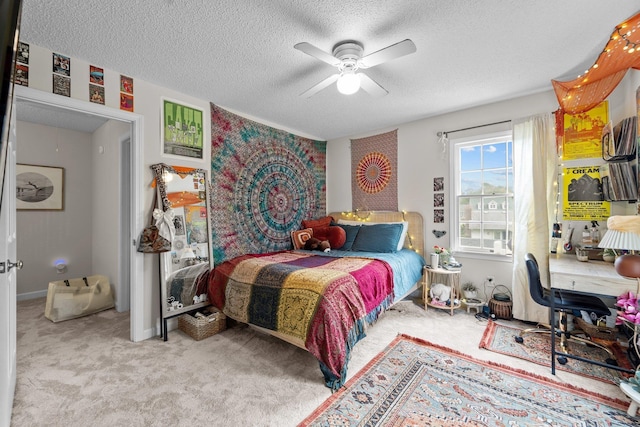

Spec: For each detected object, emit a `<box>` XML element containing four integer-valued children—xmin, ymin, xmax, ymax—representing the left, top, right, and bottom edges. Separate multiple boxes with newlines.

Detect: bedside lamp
<box><xmin>598</xmin><ymin>215</ymin><xmax>640</xmax><ymax>293</ymax></box>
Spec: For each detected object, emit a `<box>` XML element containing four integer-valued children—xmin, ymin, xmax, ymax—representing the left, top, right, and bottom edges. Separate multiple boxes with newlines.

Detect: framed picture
<box><xmin>16</xmin><ymin>164</ymin><xmax>64</xmax><ymax>210</ymax></box>
<box><xmin>161</xmin><ymin>97</ymin><xmax>204</xmax><ymax>159</ymax></box>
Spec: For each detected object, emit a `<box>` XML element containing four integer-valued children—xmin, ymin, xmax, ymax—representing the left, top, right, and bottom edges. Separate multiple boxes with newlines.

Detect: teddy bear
<box><xmin>304</xmin><ymin>237</ymin><xmax>331</xmax><ymax>252</ymax></box>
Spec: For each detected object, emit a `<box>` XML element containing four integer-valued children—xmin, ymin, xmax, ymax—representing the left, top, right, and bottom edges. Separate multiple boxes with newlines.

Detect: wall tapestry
<box><xmin>210</xmin><ymin>104</ymin><xmax>327</xmax><ymax>263</ymax></box>
<box><xmin>350</xmin><ymin>129</ymin><xmax>398</xmax><ymax>211</ymax></box>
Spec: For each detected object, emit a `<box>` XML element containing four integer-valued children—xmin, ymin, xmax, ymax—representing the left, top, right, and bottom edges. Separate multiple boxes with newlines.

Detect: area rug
<box><xmin>479</xmin><ymin>321</ymin><xmax>633</xmax><ymax>385</ymax></box>
<box><xmin>299</xmin><ymin>334</ymin><xmax>636</xmax><ymax>426</ymax></box>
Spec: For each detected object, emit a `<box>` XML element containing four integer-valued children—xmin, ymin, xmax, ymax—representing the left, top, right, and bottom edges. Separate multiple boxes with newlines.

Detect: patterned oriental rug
<box><xmin>299</xmin><ymin>334</ymin><xmax>637</xmax><ymax>426</ymax></box>
<box><xmin>479</xmin><ymin>321</ymin><xmax>633</xmax><ymax>385</ymax></box>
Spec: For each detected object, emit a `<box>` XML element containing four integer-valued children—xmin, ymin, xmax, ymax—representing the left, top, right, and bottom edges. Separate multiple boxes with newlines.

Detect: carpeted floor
<box><xmin>480</xmin><ymin>321</ymin><xmax>634</xmax><ymax>384</ymax></box>
<box><xmin>299</xmin><ymin>334</ymin><xmax>637</xmax><ymax>426</ymax></box>
<box><xmin>10</xmin><ymin>292</ymin><xmax>633</xmax><ymax>426</ymax></box>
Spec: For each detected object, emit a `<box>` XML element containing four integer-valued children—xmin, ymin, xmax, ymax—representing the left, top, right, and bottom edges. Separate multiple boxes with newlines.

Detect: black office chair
<box><xmin>515</xmin><ymin>253</ymin><xmax>630</xmax><ymax>373</ymax></box>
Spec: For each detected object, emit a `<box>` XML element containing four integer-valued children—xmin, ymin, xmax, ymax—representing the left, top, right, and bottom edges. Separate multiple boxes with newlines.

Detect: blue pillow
<box><xmin>336</xmin><ymin>223</ymin><xmax>361</xmax><ymax>251</ymax></box>
<box><xmin>351</xmin><ymin>223</ymin><xmax>404</xmax><ymax>253</ymax></box>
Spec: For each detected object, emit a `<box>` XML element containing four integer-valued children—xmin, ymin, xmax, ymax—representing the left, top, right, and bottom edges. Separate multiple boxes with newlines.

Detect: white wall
<box><xmin>91</xmin><ymin>120</ymin><xmax>130</xmax><ymax>309</ymax></box>
<box><xmin>327</xmin><ymin>71</ymin><xmax>640</xmax><ymax>290</ymax></box>
<box><xmin>16</xmin><ymin>121</ymin><xmax>93</xmax><ymax>296</ymax></box>
<box><xmin>19</xmin><ymin>39</ymin><xmax>640</xmax><ymax>337</ymax></box>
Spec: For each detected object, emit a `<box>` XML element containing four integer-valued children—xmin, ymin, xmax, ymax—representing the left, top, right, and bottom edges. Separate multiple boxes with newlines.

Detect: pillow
<box><xmin>334</xmin><ymin>223</ymin><xmax>361</xmax><ymax>251</ymax></box>
<box><xmin>338</xmin><ymin>220</ymin><xmax>408</xmax><ymax>251</ymax></box>
<box><xmin>312</xmin><ymin>226</ymin><xmax>346</xmax><ymax>249</ymax></box>
<box><xmin>351</xmin><ymin>223</ymin><xmax>404</xmax><ymax>253</ymax></box>
<box><xmin>302</xmin><ymin>216</ymin><xmax>333</xmax><ymax>229</ymax></box>
<box><xmin>291</xmin><ymin>228</ymin><xmax>313</xmax><ymax>249</ymax></box>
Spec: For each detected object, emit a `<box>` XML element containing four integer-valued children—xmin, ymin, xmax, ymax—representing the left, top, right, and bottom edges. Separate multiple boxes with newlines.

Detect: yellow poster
<box><xmin>562</xmin><ymin>166</ymin><xmax>610</xmax><ymax>220</ymax></box>
<box><xmin>562</xmin><ymin>101</ymin><xmax>608</xmax><ymax>160</ymax></box>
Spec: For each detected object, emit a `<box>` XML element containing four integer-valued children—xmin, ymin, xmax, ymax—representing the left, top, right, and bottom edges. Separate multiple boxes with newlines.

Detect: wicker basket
<box><xmin>178</xmin><ymin>308</ymin><xmax>226</xmax><ymax>341</ymax></box>
<box><xmin>574</xmin><ymin>317</ymin><xmax>618</xmax><ymax>341</ymax></box>
<box><xmin>488</xmin><ymin>285</ymin><xmax>513</xmax><ymax>320</ymax></box>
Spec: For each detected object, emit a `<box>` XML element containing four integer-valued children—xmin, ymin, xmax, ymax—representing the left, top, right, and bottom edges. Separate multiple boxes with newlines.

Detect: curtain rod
<box><xmin>437</xmin><ymin>120</ymin><xmax>511</xmax><ymax>137</ymax></box>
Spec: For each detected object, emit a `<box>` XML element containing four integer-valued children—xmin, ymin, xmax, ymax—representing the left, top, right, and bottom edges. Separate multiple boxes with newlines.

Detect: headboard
<box><xmin>328</xmin><ymin>211</ymin><xmax>425</xmax><ymax>257</ymax></box>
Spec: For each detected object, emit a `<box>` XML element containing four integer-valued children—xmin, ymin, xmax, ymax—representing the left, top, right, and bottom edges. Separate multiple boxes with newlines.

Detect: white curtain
<box><xmin>512</xmin><ymin>113</ymin><xmax>557</xmax><ymax>324</ymax></box>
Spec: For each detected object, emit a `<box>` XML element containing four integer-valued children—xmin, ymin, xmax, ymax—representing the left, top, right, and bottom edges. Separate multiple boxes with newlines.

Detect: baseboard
<box><xmin>17</xmin><ymin>289</ymin><xmax>47</xmax><ymax>301</ymax></box>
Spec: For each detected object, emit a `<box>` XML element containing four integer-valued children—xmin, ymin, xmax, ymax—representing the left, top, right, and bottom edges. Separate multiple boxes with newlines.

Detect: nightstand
<box><xmin>422</xmin><ymin>265</ymin><xmax>461</xmax><ymax>316</ymax></box>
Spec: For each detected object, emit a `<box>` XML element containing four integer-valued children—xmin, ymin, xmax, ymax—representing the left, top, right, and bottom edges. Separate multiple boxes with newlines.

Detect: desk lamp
<box><xmin>598</xmin><ymin>215</ymin><xmax>640</xmax><ymax>293</ymax></box>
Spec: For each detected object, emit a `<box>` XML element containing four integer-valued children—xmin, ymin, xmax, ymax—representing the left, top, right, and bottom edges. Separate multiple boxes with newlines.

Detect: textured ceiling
<box><xmin>17</xmin><ymin>1</ymin><xmax>640</xmax><ymax>140</ymax></box>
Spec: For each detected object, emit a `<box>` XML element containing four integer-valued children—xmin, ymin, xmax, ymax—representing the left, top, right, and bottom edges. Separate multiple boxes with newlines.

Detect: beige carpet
<box><xmin>11</xmin><ymin>292</ymin><xmax>629</xmax><ymax>426</ymax></box>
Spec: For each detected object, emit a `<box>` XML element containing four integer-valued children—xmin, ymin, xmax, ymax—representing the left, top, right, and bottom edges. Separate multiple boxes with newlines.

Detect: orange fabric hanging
<box><xmin>553</xmin><ymin>11</ymin><xmax>640</xmax><ymax>135</ymax></box>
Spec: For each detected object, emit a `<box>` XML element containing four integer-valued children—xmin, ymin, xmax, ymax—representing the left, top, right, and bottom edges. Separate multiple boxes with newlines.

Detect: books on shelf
<box><xmin>599</xmin><ymin>115</ymin><xmax>638</xmax><ymax>202</ymax></box>
<box><xmin>602</xmin><ymin>117</ymin><xmax>637</xmax><ymax>161</ymax></box>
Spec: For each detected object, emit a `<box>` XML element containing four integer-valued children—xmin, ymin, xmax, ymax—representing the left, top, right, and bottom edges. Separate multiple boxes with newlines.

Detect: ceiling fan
<box><xmin>294</xmin><ymin>39</ymin><xmax>417</xmax><ymax>98</ymax></box>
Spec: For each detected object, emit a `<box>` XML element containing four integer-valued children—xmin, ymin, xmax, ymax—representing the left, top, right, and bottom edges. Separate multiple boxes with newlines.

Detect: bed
<box><xmin>206</xmin><ymin>211</ymin><xmax>426</xmax><ymax>389</ymax></box>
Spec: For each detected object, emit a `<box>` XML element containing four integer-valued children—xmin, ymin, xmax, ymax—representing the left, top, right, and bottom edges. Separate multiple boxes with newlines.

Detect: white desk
<box><xmin>549</xmin><ymin>254</ymin><xmax>636</xmax><ymax>297</ymax></box>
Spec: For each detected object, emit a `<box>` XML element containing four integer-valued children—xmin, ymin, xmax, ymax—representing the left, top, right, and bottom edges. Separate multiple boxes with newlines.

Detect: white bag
<box><xmin>44</xmin><ymin>275</ymin><xmax>115</xmax><ymax>322</ymax></box>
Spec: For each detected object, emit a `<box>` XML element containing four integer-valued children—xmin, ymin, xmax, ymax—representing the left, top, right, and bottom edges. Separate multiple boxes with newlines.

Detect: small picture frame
<box><xmin>434</xmin><ymin>177</ymin><xmax>444</xmax><ymax>192</ymax></box>
<box><xmin>16</xmin><ymin>164</ymin><xmax>64</xmax><ymax>210</ymax></box>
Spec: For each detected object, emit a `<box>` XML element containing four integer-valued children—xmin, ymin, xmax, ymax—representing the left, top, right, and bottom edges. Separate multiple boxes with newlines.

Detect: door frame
<box><xmin>14</xmin><ymin>85</ymin><xmax>146</xmax><ymax>342</ymax></box>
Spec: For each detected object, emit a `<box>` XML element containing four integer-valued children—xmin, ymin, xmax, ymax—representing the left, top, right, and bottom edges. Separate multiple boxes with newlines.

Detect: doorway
<box><xmin>13</xmin><ymin>86</ymin><xmax>145</xmax><ymax>342</ymax></box>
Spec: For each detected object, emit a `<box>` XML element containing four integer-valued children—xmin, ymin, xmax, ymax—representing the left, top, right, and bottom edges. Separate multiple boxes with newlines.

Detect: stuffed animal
<box><xmin>430</xmin><ymin>283</ymin><xmax>451</xmax><ymax>303</ymax></box>
<box><xmin>304</xmin><ymin>237</ymin><xmax>331</xmax><ymax>252</ymax></box>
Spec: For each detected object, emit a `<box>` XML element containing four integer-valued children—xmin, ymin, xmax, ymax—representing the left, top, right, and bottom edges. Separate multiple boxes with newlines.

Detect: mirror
<box><xmin>152</xmin><ymin>163</ymin><xmax>212</xmax><ymax>327</ymax></box>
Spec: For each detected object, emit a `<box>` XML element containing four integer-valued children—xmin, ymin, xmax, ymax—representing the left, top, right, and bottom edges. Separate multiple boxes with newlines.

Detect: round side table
<box><xmin>422</xmin><ymin>265</ymin><xmax>461</xmax><ymax>316</ymax></box>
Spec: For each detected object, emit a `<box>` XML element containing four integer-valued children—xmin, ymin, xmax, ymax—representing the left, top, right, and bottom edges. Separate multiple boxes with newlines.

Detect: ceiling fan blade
<box><xmin>359</xmin><ymin>73</ymin><xmax>388</xmax><ymax>97</ymax></box>
<box><xmin>359</xmin><ymin>39</ymin><xmax>416</xmax><ymax>68</ymax></box>
<box><xmin>294</xmin><ymin>42</ymin><xmax>341</xmax><ymax>67</ymax></box>
<box><xmin>300</xmin><ymin>74</ymin><xmax>339</xmax><ymax>98</ymax></box>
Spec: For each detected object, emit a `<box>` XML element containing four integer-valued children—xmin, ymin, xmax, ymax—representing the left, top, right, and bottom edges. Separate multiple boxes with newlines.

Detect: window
<box><xmin>451</xmin><ymin>131</ymin><xmax>513</xmax><ymax>256</ymax></box>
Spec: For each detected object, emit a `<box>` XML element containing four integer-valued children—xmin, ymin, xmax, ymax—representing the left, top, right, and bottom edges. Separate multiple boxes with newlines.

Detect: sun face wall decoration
<box><xmin>209</xmin><ymin>104</ymin><xmax>327</xmax><ymax>263</ymax></box>
<box><xmin>351</xmin><ymin>129</ymin><xmax>398</xmax><ymax>211</ymax></box>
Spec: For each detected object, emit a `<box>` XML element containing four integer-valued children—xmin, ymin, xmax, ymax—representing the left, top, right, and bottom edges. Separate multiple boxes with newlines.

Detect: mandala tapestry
<box><xmin>351</xmin><ymin>129</ymin><xmax>398</xmax><ymax>211</ymax></box>
<box><xmin>210</xmin><ymin>104</ymin><xmax>326</xmax><ymax>263</ymax></box>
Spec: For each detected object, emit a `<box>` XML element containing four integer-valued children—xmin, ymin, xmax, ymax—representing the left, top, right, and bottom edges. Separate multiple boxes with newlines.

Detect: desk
<box><xmin>549</xmin><ymin>254</ymin><xmax>636</xmax><ymax>297</ymax></box>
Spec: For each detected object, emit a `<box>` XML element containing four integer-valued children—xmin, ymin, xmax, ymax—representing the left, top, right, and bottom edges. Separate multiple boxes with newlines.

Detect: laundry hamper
<box><xmin>44</xmin><ymin>275</ymin><xmax>115</xmax><ymax>322</ymax></box>
<box><xmin>488</xmin><ymin>285</ymin><xmax>513</xmax><ymax>320</ymax></box>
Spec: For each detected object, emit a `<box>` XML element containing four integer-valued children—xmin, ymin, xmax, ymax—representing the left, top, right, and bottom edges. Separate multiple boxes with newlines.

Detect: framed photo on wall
<box><xmin>16</xmin><ymin>164</ymin><xmax>64</xmax><ymax>210</ymax></box>
<box><xmin>161</xmin><ymin>97</ymin><xmax>204</xmax><ymax>159</ymax></box>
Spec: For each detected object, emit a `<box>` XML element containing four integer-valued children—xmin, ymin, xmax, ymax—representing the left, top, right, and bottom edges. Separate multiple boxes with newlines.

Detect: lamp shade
<box><xmin>598</xmin><ymin>215</ymin><xmax>640</xmax><ymax>251</ymax></box>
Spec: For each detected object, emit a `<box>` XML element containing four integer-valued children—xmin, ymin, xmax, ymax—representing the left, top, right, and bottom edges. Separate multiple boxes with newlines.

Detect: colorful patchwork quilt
<box><xmin>208</xmin><ymin>251</ymin><xmax>395</xmax><ymax>389</ymax></box>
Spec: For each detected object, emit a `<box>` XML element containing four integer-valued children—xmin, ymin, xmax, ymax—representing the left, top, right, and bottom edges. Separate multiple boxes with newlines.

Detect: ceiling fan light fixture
<box><xmin>337</xmin><ymin>71</ymin><xmax>360</xmax><ymax>95</ymax></box>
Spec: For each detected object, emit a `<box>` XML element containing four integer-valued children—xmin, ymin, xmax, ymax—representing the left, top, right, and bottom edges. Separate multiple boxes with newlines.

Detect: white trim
<box><xmin>16</xmin><ymin>289</ymin><xmax>47</xmax><ymax>301</ymax></box>
<box><xmin>450</xmin><ymin>129</ymin><xmax>513</xmax><ymax>256</ymax></box>
<box><xmin>14</xmin><ymin>86</ymin><xmax>146</xmax><ymax>342</ymax></box>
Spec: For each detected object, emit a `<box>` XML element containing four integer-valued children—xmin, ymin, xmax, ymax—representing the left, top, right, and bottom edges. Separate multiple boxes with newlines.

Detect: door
<box><xmin>0</xmin><ymin>103</ymin><xmax>18</xmax><ymax>427</ymax></box>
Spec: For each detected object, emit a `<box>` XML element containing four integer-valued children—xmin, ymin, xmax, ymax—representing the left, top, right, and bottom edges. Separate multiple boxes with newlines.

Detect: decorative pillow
<box><xmin>302</xmin><ymin>216</ymin><xmax>333</xmax><ymax>230</ymax></box>
<box><xmin>338</xmin><ymin>220</ymin><xmax>408</xmax><ymax>251</ymax></box>
<box><xmin>312</xmin><ymin>226</ymin><xmax>346</xmax><ymax>250</ymax></box>
<box><xmin>333</xmin><ymin>223</ymin><xmax>361</xmax><ymax>251</ymax></box>
<box><xmin>291</xmin><ymin>228</ymin><xmax>313</xmax><ymax>250</ymax></box>
<box><xmin>351</xmin><ymin>223</ymin><xmax>404</xmax><ymax>253</ymax></box>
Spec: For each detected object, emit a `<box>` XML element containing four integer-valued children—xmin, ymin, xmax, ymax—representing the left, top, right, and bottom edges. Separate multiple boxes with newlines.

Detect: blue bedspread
<box><xmin>299</xmin><ymin>248</ymin><xmax>425</xmax><ymax>300</ymax></box>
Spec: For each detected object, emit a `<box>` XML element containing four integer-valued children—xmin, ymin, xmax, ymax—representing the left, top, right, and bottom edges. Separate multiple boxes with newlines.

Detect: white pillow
<box><xmin>337</xmin><ymin>219</ymin><xmax>408</xmax><ymax>251</ymax></box>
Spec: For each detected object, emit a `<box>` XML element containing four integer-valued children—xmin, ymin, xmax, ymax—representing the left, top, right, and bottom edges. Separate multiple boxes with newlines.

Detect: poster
<box><xmin>161</xmin><ymin>97</ymin><xmax>204</xmax><ymax>159</ymax></box>
<box><xmin>562</xmin><ymin>166</ymin><xmax>610</xmax><ymax>220</ymax></box>
<box><xmin>562</xmin><ymin>101</ymin><xmax>608</xmax><ymax>160</ymax></box>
